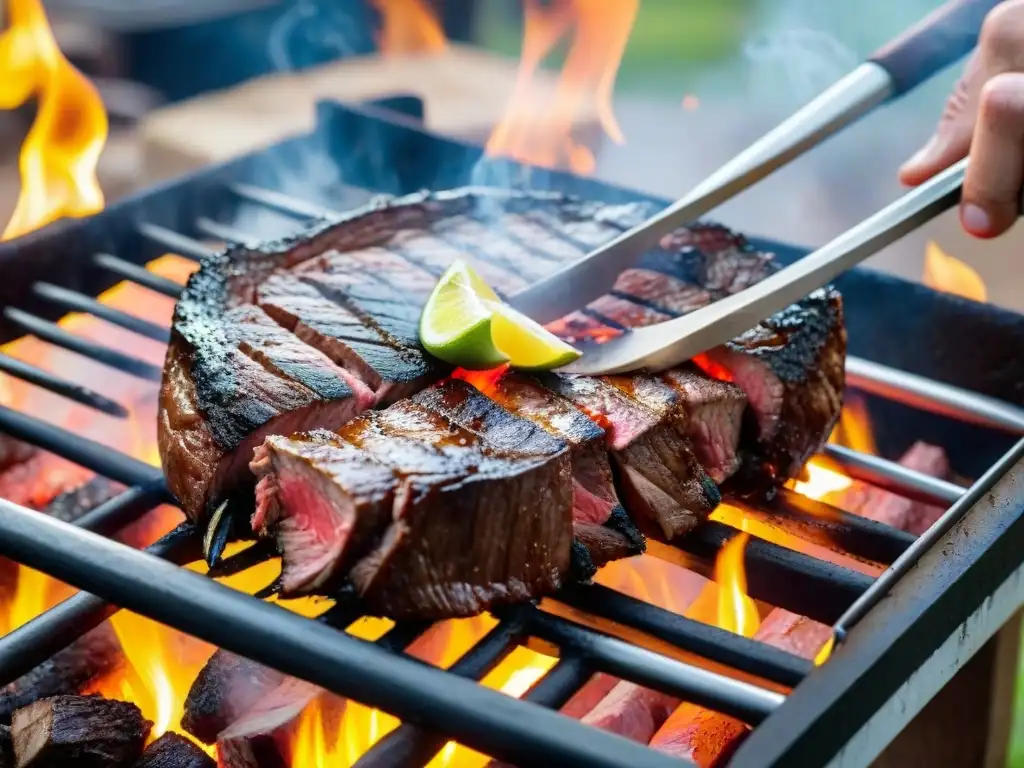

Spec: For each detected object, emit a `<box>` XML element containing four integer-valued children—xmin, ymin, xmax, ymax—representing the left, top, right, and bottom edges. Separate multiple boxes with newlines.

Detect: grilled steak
<box><xmin>252</xmin><ymin>384</ymin><xmax>573</xmax><ymax>617</ymax></box>
<box><xmin>161</xmin><ymin>187</ymin><xmax>844</xmax><ymax>619</ymax></box>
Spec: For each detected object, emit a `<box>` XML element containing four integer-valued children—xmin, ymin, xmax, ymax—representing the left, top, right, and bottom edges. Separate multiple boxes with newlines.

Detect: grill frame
<box><xmin>0</xmin><ymin>96</ymin><xmax>1021</xmax><ymax>766</ymax></box>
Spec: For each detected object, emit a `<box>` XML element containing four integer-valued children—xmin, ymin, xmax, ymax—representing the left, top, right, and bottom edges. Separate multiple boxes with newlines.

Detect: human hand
<box><xmin>900</xmin><ymin>0</ymin><xmax>1024</xmax><ymax>238</ymax></box>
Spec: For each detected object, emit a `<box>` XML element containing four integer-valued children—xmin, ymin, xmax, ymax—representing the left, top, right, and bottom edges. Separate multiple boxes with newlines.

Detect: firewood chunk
<box><xmin>133</xmin><ymin>732</ymin><xmax>215</xmax><ymax>768</ymax></box>
<box><xmin>11</xmin><ymin>695</ymin><xmax>151</xmax><ymax>767</ymax></box>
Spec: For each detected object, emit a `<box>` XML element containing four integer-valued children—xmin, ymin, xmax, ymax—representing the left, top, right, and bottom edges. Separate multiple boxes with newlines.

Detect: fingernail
<box><xmin>960</xmin><ymin>203</ymin><xmax>992</xmax><ymax>234</ymax></box>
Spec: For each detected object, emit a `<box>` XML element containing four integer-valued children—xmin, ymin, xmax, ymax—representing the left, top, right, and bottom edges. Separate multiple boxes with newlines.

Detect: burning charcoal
<box><xmin>11</xmin><ymin>694</ymin><xmax>151</xmax><ymax>767</ymax></box>
<box><xmin>181</xmin><ymin>651</ymin><xmax>286</xmax><ymax>745</ymax></box>
<box><xmin>0</xmin><ymin>436</ymin><xmax>34</xmax><ymax>473</ymax></box>
<box><xmin>133</xmin><ymin>733</ymin><xmax>215</xmax><ymax>768</ymax></box>
<box><xmin>0</xmin><ymin>725</ymin><xmax>12</xmax><ymax>768</ymax></box>
<box><xmin>39</xmin><ymin>477</ymin><xmax>123</xmax><ymax>524</ymax></box>
<box><xmin>0</xmin><ymin>624</ymin><xmax>124</xmax><ymax>724</ymax></box>
<box><xmin>216</xmin><ymin>678</ymin><xmax>330</xmax><ymax>768</ymax></box>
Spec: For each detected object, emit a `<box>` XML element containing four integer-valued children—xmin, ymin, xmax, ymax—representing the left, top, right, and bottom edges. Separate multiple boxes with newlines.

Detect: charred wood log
<box><xmin>0</xmin><ymin>624</ymin><xmax>124</xmax><ymax>725</ymax></box>
<box><xmin>11</xmin><ymin>695</ymin><xmax>150</xmax><ymax>767</ymax></box>
<box><xmin>40</xmin><ymin>478</ymin><xmax>123</xmax><ymax>525</ymax></box>
<box><xmin>133</xmin><ymin>733</ymin><xmax>215</xmax><ymax>768</ymax></box>
<box><xmin>0</xmin><ymin>725</ymin><xmax>12</xmax><ymax>768</ymax></box>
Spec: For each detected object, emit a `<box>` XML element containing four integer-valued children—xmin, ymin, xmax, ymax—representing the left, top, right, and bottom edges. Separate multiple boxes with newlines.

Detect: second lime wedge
<box><xmin>419</xmin><ymin>260</ymin><xmax>581</xmax><ymax>371</ymax></box>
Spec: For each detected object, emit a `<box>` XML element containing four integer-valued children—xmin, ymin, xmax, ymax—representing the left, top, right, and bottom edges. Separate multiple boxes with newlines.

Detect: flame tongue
<box><xmin>923</xmin><ymin>240</ymin><xmax>988</xmax><ymax>303</ymax></box>
<box><xmin>371</xmin><ymin>0</ymin><xmax>448</xmax><ymax>54</ymax></box>
<box><xmin>485</xmin><ymin>0</ymin><xmax>639</xmax><ymax>174</ymax></box>
<box><xmin>0</xmin><ymin>0</ymin><xmax>108</xmax><ymax>241</ymax></box>
<box><xmin>714</xmin><ymin>533</ymin><xmax>760</xmax><ymax>638</ymax></box>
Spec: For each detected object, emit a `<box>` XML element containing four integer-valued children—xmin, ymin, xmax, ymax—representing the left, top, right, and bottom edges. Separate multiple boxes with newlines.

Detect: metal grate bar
<box><xmin>520</xmin><ymin>654</ymin><xmax>594</xmax><ymax>708</ymax></box>
<box><xmin>754</xmin><ymin>488</ymin><xmax>914</xmax><ymax>564</ymax></box>
<box><xmin>0</xmin><ymin>522</ymin><xmax>199</xmax><ymax>686</ymax></box>
<box><xmin>93</xmin><ymin>253</ymin><xmax>185</xmax><ymax>298</ymax></box>
<box><xmin>228</xmin><ymin>182</ymin><xmax>337</xmax><ymax>220</ymax></box>
<box><xmin>555</xmin><ymin>582</ymin><xmax>811</xmax><ymax>686</ymax></box>
<box><xmin>137</xmin><ymin>222</ymin><xmax>214</xmax><ymax>262</ymax></box>
<box><xmin>194</xmin><ymin>216</ymin><xmax>258</xmax><ymax>246</ymax></box>
<box><xmin>680</xmin><ymin>522</ymin><xmax>873</xmax><ymax>625</ymax></box>
<box><xmin>3</xmin><ymin>308</ymin><xmax>162</xmax><ymax>381</ymax></box>
<box><xmin>0</xmin><ymin>404</ymin><xmax>165</xmax><ymax>489</ymax></box>
<box><xmin>824</xmin><ymin>443</ymin><xmax>965</xmax><ymax>506</ymax></box>
<box><xmin>0</xmin><ymin>501</ymin><xmax>693</xmax><ymax>768</ymax></box>
<box><xmin>522</xmin><ymin>608</ymin><xmax>784</xmax><ymax>724</ymax></box>
<box><xmin>73</xmin><ymin>486</ymin><xmax>168</xmax><ymax>538</ymax></box>
<box><xmin>353</xmin><ymin>621</ymin><xmax>523</xmax><ymax>768</ymax></box>
<box><xmin>0</xmin><ymin>352</ymin><xmax>128</xmax><ymax>418</ymax></box>
<box><xmin>33</xmin><ymin>282</ymin><xmax>171</xmax><ymax>343</ymax></box>
<box><xmin>846</xmin><ymin>356</ymin><xmax>1024</xmax><ymax>434</ymax></box>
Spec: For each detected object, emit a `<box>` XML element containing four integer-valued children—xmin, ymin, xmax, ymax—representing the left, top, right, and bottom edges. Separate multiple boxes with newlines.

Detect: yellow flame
<box><xmin>370</xmin><ymin>0</ymin><xmax>448</xmax><ymax>54</ymax></box>
<box><xmin>0</xmin><ymin>0</ymin><xmax>108</xmax><ymax>240</ymax></box>
<box><xmin>485</xmin><ymin>0</ymin><xmax>638</xmax><ymax>175</ymax></box>
<box><xmin>790</xmin><ymin>459</ymin><xmax>853</xmax><ymax>502</ymax></box>
<box><xmin>923</xmin><ymin>240</ymin><xmax>987</xmax><ymax>303</ymax></box>
<box><xmin>714</xmin><ymin>533</ymin><xmax>760</xmax><ymax>638</ymax></box>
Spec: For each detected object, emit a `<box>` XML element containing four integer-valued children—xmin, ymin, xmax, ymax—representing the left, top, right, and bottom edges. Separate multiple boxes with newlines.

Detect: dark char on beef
<box><xmin>160</xmin><ymin>187</ymin><xmax>845</xmax><ymax>619</ymax></box>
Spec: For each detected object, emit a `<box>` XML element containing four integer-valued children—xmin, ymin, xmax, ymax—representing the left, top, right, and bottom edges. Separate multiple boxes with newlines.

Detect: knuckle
<box><xmin>979</xmin><ymin>72</ymin><xmax>1024</xmax><ymax>124</ymax></box>
<box><xmin>981</xmin><ymin>0</ymin><xmax>1024</xmax><ymax>56</ymax></box>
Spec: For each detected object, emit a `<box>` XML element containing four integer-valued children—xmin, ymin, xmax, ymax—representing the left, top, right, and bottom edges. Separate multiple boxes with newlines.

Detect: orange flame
<box><xmin>0</xmin><ymin>0</ymin><xmax>108</xmax><ymax>240</ymax></box>
<box><xmin>370</xmin><ymin>0</ymin><xmax>448</xmax><ymax>55</ymax></box>
<box><xmin>713</xmin><ymin>533</ymin><xmax>759</xmax><ymax>637</ymax></box>
<box><xmin>922</xmin><ymin>240</ymin><xmax>987</xmax><ymax>303</ymax></box>
<box><xmin>485</xmin><ymin>0</ymin><xmax>639</xmax><ymax>174</ymax></box>
<box><xmin>452</xmin><ymin>363</ymin><xmax>510</xmax><ymax>396</ymax></box>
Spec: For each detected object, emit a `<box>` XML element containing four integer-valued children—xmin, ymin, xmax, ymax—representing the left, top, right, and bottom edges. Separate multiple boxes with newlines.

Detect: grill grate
<box><xmin>0</xmin><ymin>98</ymin><xmax>1023</xmax><ymax>767</ymax></box>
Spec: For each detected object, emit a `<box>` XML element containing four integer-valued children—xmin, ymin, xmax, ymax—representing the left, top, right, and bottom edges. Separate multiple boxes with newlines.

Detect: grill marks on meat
<box><xmin>538</xmin><ymin>373</ymin><xmax>720</xmax><ymax>540</ymax></box>
<box><xmin>252</xmin><ymin>381</ymin><xmax>574</xmax><ymax>618</ymax></box>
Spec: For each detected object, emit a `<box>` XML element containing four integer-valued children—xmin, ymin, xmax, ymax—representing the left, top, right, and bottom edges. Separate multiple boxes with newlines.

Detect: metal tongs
<box><xmin>509</xmin><ymin>0</ymin><xmax>1002</xmax><ymax>327</ymax></box>
<box><xmin>560</xmin><ymin>157</ymin><xmax>980</xmax><ymax>375</ymax></box>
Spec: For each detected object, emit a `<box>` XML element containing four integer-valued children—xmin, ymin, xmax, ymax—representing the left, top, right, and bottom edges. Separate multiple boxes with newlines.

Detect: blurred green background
<box><xmin>471</xmin><ymin>1</ymin><xmax>1024</xmax><ymax>765</ymax></box>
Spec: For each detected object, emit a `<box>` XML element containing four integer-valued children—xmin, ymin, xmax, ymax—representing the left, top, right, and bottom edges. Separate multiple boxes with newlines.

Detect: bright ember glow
<box><xmin>370</xmin><ymin>0</ymin><xmax>448</xmax><ymax>55</ymax></box>
<box><xmin>713</xmin><ymin>533</ymin><xmax>759</xmax><ymax>638</ymax></box>
<box><xmin>922</xmin><ymin>240</ymin><xmax>988</xmax><ymax>303</ymax></box>
<box><xmin>452</xmin><ymin>363</ymin><xmax>511</xmax><ymax>396</ymax></box>
<box><xmin>0</xmin><ymin>0</ymin><xmax>108</xmax><ymax>240</ymax></box>
<box><xmin>485</xmin><ymin>0</ymin><xmax>639</xmax><ymax>174</ymax></box>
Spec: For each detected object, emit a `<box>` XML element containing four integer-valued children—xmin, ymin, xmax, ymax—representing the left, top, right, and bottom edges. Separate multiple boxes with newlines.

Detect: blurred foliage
<box><xmin>472</xmin><ymin>0</ymin><xmax>754</xmax><ymax>91</ymax></box>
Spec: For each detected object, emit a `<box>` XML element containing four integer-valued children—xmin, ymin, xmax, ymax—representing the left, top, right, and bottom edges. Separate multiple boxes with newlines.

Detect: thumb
<box><xmin>899</xmin><ymin>54</ymin><xmax>983</xmax><ymax>186</ymax></box>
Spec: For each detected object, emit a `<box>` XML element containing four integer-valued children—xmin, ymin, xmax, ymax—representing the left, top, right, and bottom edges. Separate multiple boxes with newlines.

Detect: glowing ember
<box><xmin>485</xmin><ymin>0</ymin><xmax>639</xmax><ymax>174</ymax></box>
<box><xmin>370</xmin><ymin>0</ymin><xmax>447</xmax><ymax>55</ymax></box>
<box><xmin>452</xmin><ymin>363</ymin><xmax>511</xmax><ymax>396</ymax></box>
<box><xmin>923</xmin><ymin>240</ymin><xmax>987</xmax><ymax>303</ymax></box>
<box><xmin>0</xmin><ymin>0</ymin><xmax>108</xmax><ymax>240</ymax></box>
<box><xmin>713</xmin><ymin>533</ymin><xmax>759</xmax><ymax>638</ymax></box>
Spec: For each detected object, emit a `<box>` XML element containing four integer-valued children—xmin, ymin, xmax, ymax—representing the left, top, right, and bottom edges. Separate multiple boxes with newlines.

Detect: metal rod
<box><xmin>0</xmin><ymin>523</ymin><xmax>200</xmax><ymax>686</ymax></box>
<box><xmin>846</xmin><ymin>355</ymin><xmax>1024</xmax><ymax>434</ymax></box>
<box><xmin>834</xmin><ymin>436</ymin><xmax>1024</xmax><ymax>641</ymax></box>
<box><xmin>520</xmin><ymin>654</ymin><xmax>593</xmax><ymax>708</ymax></box>
<box><xmin>33</xmin><ymin>282</ymin><xmax>171</xmax><ymax>343</ymax></box>
<box><xmin>0</xmin><ymin>352</ymin><xmax>128</xmax><ymax>418</ymax></box>
<box><xmin>0</xmin><ymin>501</ymin><xmax>691</xmax><ymax>768</ymax></box>
<box><xmin>228</xmin><ymin>182</ymin><xmax>335</xmax><ymax>220</ymax></box>
<box><xmin>679</xmin><ymin>521</ymin><xmax>874</xmax><ymax>625</ymax></box>
<box><xmin>556</xmin><ymin>582</ymin><xmax>812</xmax><ymax>686</ymax></box>
<box><xmin>72</xmin><ymin>486</ymin><xmax>167</xmax><ymax>538</ymax></box>
<box><xmin>137</xmin><ymin>222</ymin><xmax>214</xmax><ymax>262</ymax></box>
<box><xmin>524</xmin><ymin>609</ymin><xmax>785</xmax><ymax>725</ymax></box>
<box><xmin>3</xmin><ymin>308</ymin><xmax>162</xmax><ymax>381</ymax></box>
<box><xmin>353</xmin><ymin>621</ymin><xmax>522</xmax><ymax>768</ymax></box>
<box><xmin>823</xmin><ymin>443</ymin><xmax>965</xmax><ymax>506</ymax></box>
<box><xmin>93</xmin><ymin>253</ymin><xmax>184</xmax><ymax>298</ymax></box>
<box><xmin>0</xmin><ymin>405</ymin><xmax>166</xmax><ymax>489</ymax></box>
<box><xmin>194</xmin><ymin>216</ymin><xmax>257</xmax><ymax>246</ymax></box>
<box><xmin>754</xmin><ymin>488</ymin><xmax>915</xmax><ymax>564</ymax></box>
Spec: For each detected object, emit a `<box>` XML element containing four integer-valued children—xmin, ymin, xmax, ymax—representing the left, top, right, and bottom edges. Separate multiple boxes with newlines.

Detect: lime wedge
<box><xmin>420</xmin><ymin>260</ymin><xmax>580</xmax><ymax>371</ymax></box>
<box><xmin>488</xmin><ymin>300</ymin><xmax>582</xmax><ymax>370</ymax></box>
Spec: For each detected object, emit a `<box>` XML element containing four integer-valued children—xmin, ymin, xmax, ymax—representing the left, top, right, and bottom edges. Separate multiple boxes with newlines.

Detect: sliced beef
<box><xmin>415</xmin><ymin>379</ymin><xmax>644</xmax><ymax>574</ymax></box>
<box><xmin>250</xmin><ymin>434</ymin><xmax>396</xmax><ymax>595</ymax></box>
<box><xmin>603</xmin><ymin>225</ymin><xmax>845</xmax><ymax>485</ymax></box>
<box><xmin>340</xmin><ymin>397</ymin><xmax>573</xmax><ymax>618</ymax></box>
<box><xmin>538</xmin><ymin>373</ymin><xmax>720</xmax><ymax>540</ymax></box>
